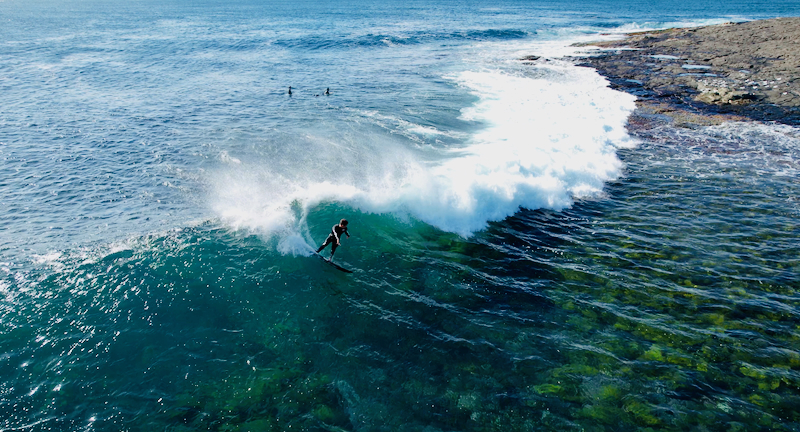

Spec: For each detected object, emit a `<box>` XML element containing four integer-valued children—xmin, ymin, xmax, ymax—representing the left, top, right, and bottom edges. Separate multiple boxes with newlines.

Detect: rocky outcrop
<box><xmin>570</xmin><ymin>17</ymin><xmax>800</xmax><ymax>125</ymax></box>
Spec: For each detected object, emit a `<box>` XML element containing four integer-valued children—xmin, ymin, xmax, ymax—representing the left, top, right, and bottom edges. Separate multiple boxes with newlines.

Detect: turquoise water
<box><xmin>2</xmin><ymin>0</ymin><xmax>800</xmax><ymax>430</ymax></box>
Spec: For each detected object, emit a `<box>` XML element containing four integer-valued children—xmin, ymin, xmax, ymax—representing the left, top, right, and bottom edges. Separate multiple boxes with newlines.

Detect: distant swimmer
<box><xmin>325</xmin><ymin>88</ymin><xmax>330</xmax><ymax>95</ymax></box>
<box><xmin>316</xmin><ymin>219</ymin><xmax>350</xmax><ymax>262</ymax></box>
<box><xmin>288</xmin><ymin>86</ymin><xmax>292</xmax><ymax>95</ymax></box>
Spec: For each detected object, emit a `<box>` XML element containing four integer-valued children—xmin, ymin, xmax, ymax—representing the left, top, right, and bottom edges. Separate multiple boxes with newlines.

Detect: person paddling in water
<box><xmin>316</xmin><ymin>219</ymin><xmax>350</xmax><ymax>261</ymax></box>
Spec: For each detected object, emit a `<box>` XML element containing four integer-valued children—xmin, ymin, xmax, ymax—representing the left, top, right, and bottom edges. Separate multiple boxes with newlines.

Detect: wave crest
<box><xmin>210</xmin><ymin>62</ymin><xmax>636</xmax><ymax>239</ymax></box>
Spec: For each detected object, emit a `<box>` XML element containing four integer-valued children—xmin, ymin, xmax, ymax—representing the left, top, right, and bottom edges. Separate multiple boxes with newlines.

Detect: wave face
<box><xmin>2</xmin><ymin>0</ymin><xmax>800</xmax><ymax>431</ymax></box>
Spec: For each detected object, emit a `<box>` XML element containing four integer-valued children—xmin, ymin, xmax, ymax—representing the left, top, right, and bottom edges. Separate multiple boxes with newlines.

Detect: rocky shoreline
<box><xmin>570</xmin><ymin>17</ymin><xmax>800</xmax><ymax>127</ymax></box>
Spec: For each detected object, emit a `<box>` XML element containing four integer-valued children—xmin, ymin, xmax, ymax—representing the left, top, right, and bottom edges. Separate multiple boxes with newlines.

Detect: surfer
<box><xmin>288</xmin><ymin>86</ymin><xmax>292</xmax><ymax>95</ymax></box>
<box><xmin>316</xmin><ymin>219</ymin><xmax>350</xmax><ymax>261</ymax></box>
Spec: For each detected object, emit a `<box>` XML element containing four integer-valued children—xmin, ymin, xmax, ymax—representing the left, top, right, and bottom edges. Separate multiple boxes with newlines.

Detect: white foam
<box><xmin>607</xmin><ymin>18</ymin><xmax>742</xmax><ymax>35</ymax></box>
<box><xmin>358</xmin><ymin>66</ymin><xmax>635</xmax><ymax>235</ymax></box>
<box><xmin>219</xmin><ymin>151</ymin><xmax>242</xmax><ymax>165</ymax></box>
<box><xmin>277</xmin><ymin>234</ymin><xmax>315</xmax><ymax>257</ymax></box>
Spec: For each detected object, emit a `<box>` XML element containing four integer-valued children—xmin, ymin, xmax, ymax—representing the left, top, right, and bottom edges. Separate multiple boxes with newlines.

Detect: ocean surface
<box><xmin>2</xmin><ymin>0</ymin><xmax>800</xmax><ymax>430</ymax></box>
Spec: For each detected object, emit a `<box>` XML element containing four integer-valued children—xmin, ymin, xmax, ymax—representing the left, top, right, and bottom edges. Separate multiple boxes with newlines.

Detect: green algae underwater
<box><xmin>2</xmin><ymin>121</ymin><xmax>800</xmax><ymax>431</ymax></box>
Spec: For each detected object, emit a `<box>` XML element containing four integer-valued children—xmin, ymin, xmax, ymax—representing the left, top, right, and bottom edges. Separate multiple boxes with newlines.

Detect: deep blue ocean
<box><xmin>2</xmin><ymin>0</ymin><xmax>800</xmax><ymax>431</ymax></box>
